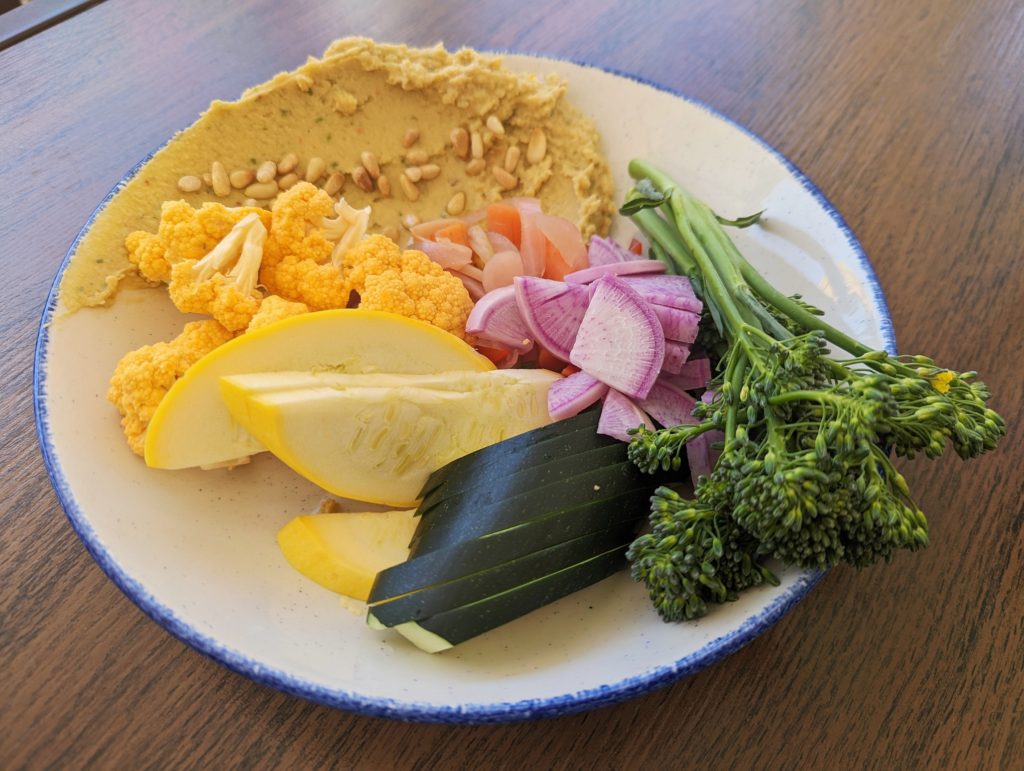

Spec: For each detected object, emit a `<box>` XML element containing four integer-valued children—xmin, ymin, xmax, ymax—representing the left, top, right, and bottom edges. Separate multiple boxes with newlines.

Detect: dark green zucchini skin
<box><xmin>412</xmin><ymin>546</ymin><xmax>630</xmax><ymax>646</ymax></box>
<box><xmin>368</xmin><ymin>522</ymin><xmax>637</xmax><ymax>627</ymax></box>
<box><xmin>371</xmin><ymin>487</ymin><xmax>651</xmax><ymax>604</ymax></box>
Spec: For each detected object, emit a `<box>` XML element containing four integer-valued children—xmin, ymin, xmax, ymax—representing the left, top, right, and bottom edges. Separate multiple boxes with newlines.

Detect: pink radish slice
<box><xmin>414</xmin><ymin>238</ymin><xmax>473</xmax><ymax>270</ymax></box>
<box><xmin>637</xmin><ymin>380</ymin><xmax>699</xmax><ymax>428</ymax></box>
<box><xmin>569</xmin><ymin>274</ymin><xmax>665</xmax><ymax>399</ymax></box>
<box><xmin>661</xmin><ymin>340</ymin><xmax>692</xmax><ymax>374</ymax></box>
<box><xmin>465</xmin><ymin>285</ymin><xmax>533</xmax><ymax>352</ymax></box>
<box><xmin>598</xmin><ymin>389</ymin><xmax>655</xmax><ymax>442</ymax></box>
<box><xmin>548</xmin><ymin>371</ymin><xmax>608</xmax><ymax>421</ymax></box>
<box><xmin>587</xmin><ymin>236</ymin><xmax>635</xmax><ymax>266</ymax></box>
<box><xmin>663</xmin><ymin>357</ymin><xmax>712</xmax><ymax>390</ymax></box>
<box><xmin>564</xmin><ymin>259</ymin><xmax>666</xmax><ymax>285</ymax></box>
<box><xmin>651</xmin><ymin>304</ymin><xmax>700</xmax><ymax>343</ymax></box>
<box><xmin>483</xmin><ymin>250</ymin><xmax>525</xmax><ymax>292</ymax></box>
<box><xmin>620</xmin><ymin>274</ymin><xmax>702</xmax><ymax>313</ymax></box>
<box><xmin>511</xmin><ymin>199</ymin><xmax>546</xmax><ymax>277</ymax></box>
<box><xmin>514</xmin><ymin>276</ymin><xmax>590</xmax><ymax>360</ymax></box>
<box><xmin>534</xmin><ymin>213</ymin><xmax>588</xmax><ymax>269</ymax></box>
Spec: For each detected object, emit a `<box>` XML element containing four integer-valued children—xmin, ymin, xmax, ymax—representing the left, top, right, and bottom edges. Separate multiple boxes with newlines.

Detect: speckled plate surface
<box><xmin>34</xmin><ymin>54</ymin><xmax>894</xmax><ymax>723</ymax></box>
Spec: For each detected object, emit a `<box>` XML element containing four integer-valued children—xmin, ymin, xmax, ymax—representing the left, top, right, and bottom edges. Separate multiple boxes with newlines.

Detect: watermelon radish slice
<box><xmin>465</xmin><ymin>286</ymin><xmax>533</xmax><ymax>353</ymax></box>
<box><xmin>663</xmin><ymin>357</ymin><xmax>712</xmax><ymax>390</ymax></box>
<box><xmin>514</xmin><ymin>277</ymin><xmax>590</xmax><ymax>361</ymax></box>
<box><xmin>548</xmin><ymin>371</ymin><xmax>609</xmax><ymax>421</ymax></box>
<box><xmin>569</xmin><ymin>275</ymin><xmax>665</xmax><ymax>399</ymax></box>
<box><xmin>620</xmin><ymin>274</ymin><xmax>702</xmax><ymax>313</ymax></box>
<box><xmin>598</xmin><ymin>389</ymin><xmax>654</xmax><ymax>442</ymax></box>
<box><xmin>651</xmin><ymin>304</ymin><xmax>700</xmax><ymax>343</ymax></box>
<box><xmin>637</xmin><ymin>380</ymin><xmax>699</xmax><ymax>428</ymax></box>
<box><xmin>564</xmin><ymin>260</ymin><xmax>666</xmax><ymax>285</ymax></box>
<box><xmin>587</xmin><ymin>236</ymin><xmax>635</xmax><ymax>267</ymax></box>
<box><xmin>661</xmin><ymin>340</ymin><xmax>692</xmax><ymax>374</ymax></box>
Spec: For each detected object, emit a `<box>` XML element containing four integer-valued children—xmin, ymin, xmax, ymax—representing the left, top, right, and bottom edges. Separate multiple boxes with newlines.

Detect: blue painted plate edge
<box><xmin>32</xmin><ymin>53</ymin><xmax>897</xmax><ymax>724</ymax></box>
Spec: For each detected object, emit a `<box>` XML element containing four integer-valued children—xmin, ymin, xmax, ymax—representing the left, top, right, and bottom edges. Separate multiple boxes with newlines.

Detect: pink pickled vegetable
<box><xmin>487</xmin><ymin>231</ymin><xmax>518</xmax><ymax>254</ymax></box>
<box><xmin>587</xmin><ymin>236</ymin><xmax>635</xmax><ymax>266</ymax></box>
<box><xmin>564</xmin><ymin>259</ymin><xmax>666</xmax><ymax>284</ymax></box>
<box><xmin>414</xmin><ymin>238</ymin><xmax>473</xmax><ymax>270</ymax></box>
<box><xmin>651</xmin><ymin>304</ymin><xmax>700</xmax><ymax>344</ymax></box>
<box><xmin>598</xmin><ymin>389</ymin><xmax>654</xmax><ymax>442</ymax></box>
<box><xmin>465</xmin><ymin>286</ymin><xmax>533</xmax><ymax>353</ymax></box>
<box><xmin>664</xmin><ymin>357</ymin><xmax>712</xmax><ymax>391</ymax></box>
<box><xmin>459</xmin><ymin>264</ymin><xmax>484</xmax><ymax>282</ymax></box>
<box><xmin>454</xmin><ymin>271</ymin><xmax>485</xmax><ymax>301</ymax></box>
<box><xmin>534</xmin><ymin>213</ymin><xmax>587</xmax><ymax>269</ymax></box>
<box><xmin>483</xmin><ymin>250</ymin><xmax>525</xmax><ymax>292</ymax></box>
<box><xmin>514</xmin><ymin>276</ymin><xmax>590</xmax><ymax>360</ymax></box>
<box><xmin>662</xmin><ymin>340</ymin><xmax>692</xmax><ymax>374</ymax></box>
<box><xmin>410</xmin><ymin>218</ymin><xmax>454</xmax><ymax>241</ymax></box>
<box><xmin>510</xmin><ymin>198</ymin><xmax>546</xmax><ymax>276</ymax></box>
<box><xmin>637</xmin><ymin>380</ymin><xmax>699</xmax><ymax>428</ymax></box>
<box><xmin>620</xmin><ymin>274</ymin><xmax>702</xmax><ymax>313</ymax></box>
<box><xmin>467</xmin><ymin>225</ymin><xmax>495</xmax><ymax>262</ymax></box>
<box><xmin>569</xmin><ymin>275</ymin><xmax>665</xmax><ymax>399</ymax></box>
<box><xmin>548</xmin><ymin>371</ymin><xmax>608</xmax><ymax>420</ymax></box>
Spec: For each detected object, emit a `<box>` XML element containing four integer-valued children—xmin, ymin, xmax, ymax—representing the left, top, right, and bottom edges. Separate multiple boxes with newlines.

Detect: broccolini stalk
<box><xmin>622</xmin><ymin>160</ymin><xmax>1006</xmax><ymax>621</ymax></box>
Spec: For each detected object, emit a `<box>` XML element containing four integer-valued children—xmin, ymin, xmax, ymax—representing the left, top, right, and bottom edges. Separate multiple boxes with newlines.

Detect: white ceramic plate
<box><xmin>34</xmin><ymin>54</ymin><xmax>895</xmax><ymax>723</ymax></box>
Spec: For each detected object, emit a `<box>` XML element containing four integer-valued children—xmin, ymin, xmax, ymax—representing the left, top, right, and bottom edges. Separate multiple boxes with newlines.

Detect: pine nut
<box><xmin>402</xmin><ymin>128</ymin><xmax>420</xmax><ymax>148</ymax></box>
<box><xmin>405</xmin><ymin>148</ymin><xmax>429</xmax><ymax>166</ymax></box>
<box><xmin>244</xmin><ymin>181</ymin><xmax>279</xmax><ymax>199</ymax></box>
<box><xmin>323</xmin><ymin>171</ymin><xmax>345</xmax><ymax>196</ymax></box>
<box><xmin>402</xmin><ymin>213</ymin><xmax>420</xmax><ymax>228</ymax></box>
<box><xmin>352</xmin><ymin>166</ymin><xmax>374</xmax><ymax>192</ymax></box>
<box><xmin>202</xmin><ymin>172</ymin><xmax>213</xmax><ymax>187</ymax></box>
<box><xmin>465</xmin><ymin>158</ymin><xmax>486</xmax><ymax>176</ymax></box>
<box><xmin>486</xmin><ymin>115</ymin><xmax>505</xmax><ymax>136</ymax></box>
<box><xmin>243</xmin><ymin>198</ymin><xmax>259</xmax><ymax>207</ymax></box>
<box><xmin>278</xmin><ymin>173</ymin><xmax>300</xmax><ymax>190</ymax></box>
<box><xmin>470</xmin><ymin>131</ymin><xmax>484</xmax><ymax>159</ymax></box>
<box><xmin>404</xmin><ymin>166</ymin><xmax>423</xmax><ymax>183</ymax></box>
<box><xmin>399</xmin><ymin>174</ymin><xmax>420</xmax><ymax>201</ymax></box>
<box><xmin>419</xmin><ymin>163</ymin><xmax>441</xmax><ymax>181</ymax></box>
<box><xmin>376</xmin><ymin>174</ymin><xmax>392</xmax><ymax>197</ymax></box>
<box><xmin>360</xmin><ymin>150</ymin><xmax>380</xmax><ymax>179</ymax></box>
<box><xmin>527</xmin><ymin>128</ymin><xmax>547</xmax><ymax>164</ymax></box>
<box><xmin>230</xmin><ymin>169</ymin><xmax>255</xmax><ymax>189</ymax></box>
<box><xmin>211</xmin><ymin>161</ymin><xmax>230</xmax><ymax>197</ymax></box>
<box><xmin>278</xmin><ymin>153</ymin><xmax>299</xmax><ymax>174</ymax></box>
<box><xmin>504</xmin><ymin>146</ymin><xmax>521</xmax><ymax>173</ymax></box>
<box><xmin>450</xmin><ymin>127</ymin><xmax>469</xmax><ymax>159</ymax></box>
<box><xmin>305</xmin><ymin>156</ymin><xmax>326</xmax><ymax>183</ymax></box>
<box><xmin>446</xmin><ymin>192</ymin><xmax>467</xmax><ymax>216</ymax></box>
<box><xmin>491</xmin><ymin>165</ymin><xmax>518</xmax><ymax>191</ymax></box>
<box><xmin>177</xmin><ymin>175</ymin><xmax>202</xmax><ymax>193</ymax></box>
<box><xmin>256</xmin><ymin>161</ymin><xmax>277</xmax><ymax>183</ymax></box>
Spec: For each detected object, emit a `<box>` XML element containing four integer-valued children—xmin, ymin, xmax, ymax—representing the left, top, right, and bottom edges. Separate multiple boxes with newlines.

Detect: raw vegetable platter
<box><xmin>34</xmin><ymin>55</ymin><xmax>894</xmax><ymax>722</ymax></box>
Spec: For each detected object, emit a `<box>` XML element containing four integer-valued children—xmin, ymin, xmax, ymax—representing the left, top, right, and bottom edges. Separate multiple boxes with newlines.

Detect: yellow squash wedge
<box><xmin>144</xmin><ymin>310</ymin><xmax>493</xmax><ymax>470</ymax></box>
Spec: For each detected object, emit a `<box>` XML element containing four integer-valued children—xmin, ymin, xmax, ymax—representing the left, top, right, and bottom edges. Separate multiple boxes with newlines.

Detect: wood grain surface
<box><xmin>1</xmin><ymin>0</ymin><xmax>1021</xmax><ymax>768</ymax></box>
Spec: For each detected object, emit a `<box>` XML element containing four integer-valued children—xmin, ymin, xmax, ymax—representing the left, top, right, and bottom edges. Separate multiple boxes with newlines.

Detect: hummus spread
<box><xmin>59</xmin><ymin>38</ymin><xmax>615</xmax><ymax>311</ymax></box>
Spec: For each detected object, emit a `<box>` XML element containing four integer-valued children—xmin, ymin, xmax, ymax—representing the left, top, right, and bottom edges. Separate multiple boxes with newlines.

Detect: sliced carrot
<box><xmin>487</xmin><ymin>203</ymin><xmax>521</xmax><ymax>247</ymax></box>
<box><xmin>476</xmin><ymin>345</ymin><xmax>512</xmax><ymax>365</ymax></box>
<box><xmin>537</xmin><ymin>347</ymin><xmax>565</xmax><ymax>372</ymax></box>
<box><xmin>628</xmin><ymin>238</ymin><xmax>644</xmax><ymax>255</ymax></box>
<box><xmin>434</xmin><ymin>221</ymin><xmax>470</xmax><ymax>247</ymax></box>
<box><xmin>561</xmin><ymin>364</ymin><xmax>581</xmax><ymax>377</ymax></box>
<box><xmin>542</xmin><ymin>240</ymin><xmax>574</xmax><ymax>281</ymax></box>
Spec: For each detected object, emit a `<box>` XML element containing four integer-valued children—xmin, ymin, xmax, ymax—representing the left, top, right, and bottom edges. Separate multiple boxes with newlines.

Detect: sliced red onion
<box><xmin>564</xmin><ymin>259</ymin><xmax>666</xmax><ymax>285</ymax></box>
<box><xmin>482</xmin><ymin>250</ymin><xmax>525</xmax><ymax>292</ymax></box>
<box><xmin>587</xmin><ymin>236</ymin><xmax>635</xmax><ymax>266</ymax></box>
<box><xmin>620</xmin><ymin>274</ymin><xmax>702</xmax><ymax>313</ymax></box>
<box><xmin>548</xmin><ymin>371</ymin><xmax>608</xmax><ymax>421</ymax></box>
<box><xmin>414</xmin><ymin>238</ymin><xmax>473</xmax><ymax>270</ymax></box>
<box><xmin>569</xmin><ymin>274</ymin><xmax>665</xmax><ymax>399</ymax></box>
<box><xmin>637</xmin><ymin>380</ymin><xmax>699</xmax><ymax>428</ymax></box>
<box><xmin>465</xmin><ymin>285</ymin><xmax>533</xmax><ymax>353</ymax></box>
<box><xmin>534</xmin><ymin>213</ymin><xmax>587</xmax><ymax>269</ymax></box>
<box><xmin>663</xmin><ymin>357</ymin><xmax>712</xmax><ymax>390</ymax></box>
<box><xmin>662</xmin><ymin>340</ymin><xmax>692</xmax><ymax>374</ymax></box>
<box><xmin>514</xmin><ymin>276</ymin><xmax>590</xmax><ymax>360</ymax></box>
<box><xmin>597</xmin><ymin>389</ymin><xmax>654</xmax><ymax>442</ymax></box>
<box><xmin>651</xmin><ymin>304</ymin><xmax>700</xmax><ymax>344</ymax></box>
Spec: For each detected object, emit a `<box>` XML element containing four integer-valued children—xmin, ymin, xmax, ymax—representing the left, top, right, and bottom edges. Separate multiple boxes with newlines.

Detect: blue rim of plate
<box><xmin>32</xmin><ymin>52</ymin><xmax>897</xmax><ymax>724</ymax></box>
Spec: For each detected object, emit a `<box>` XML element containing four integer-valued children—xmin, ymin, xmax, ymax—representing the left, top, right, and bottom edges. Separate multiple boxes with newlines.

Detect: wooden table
<box><xmin>2</xmin><ymin>0</ymin><xmax>1021</xmax><ymax>767</ymax></box>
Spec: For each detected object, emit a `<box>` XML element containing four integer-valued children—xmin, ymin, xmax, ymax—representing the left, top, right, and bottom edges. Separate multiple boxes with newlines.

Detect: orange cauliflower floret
<box><xmin>168</xmin><ymin>213</ymin><xmax>266</xmax><ymax>331</ymax></box>
<box><xmin>246</xmin><ymin>295</ymin><xmax>309</xmax><ymax>332</ymax></box>
<box><xmin>343</xmin><ymin>234</ymin><xmax>475</xmax><ymax>339</ymax></box>
<box><xmin>107</xmin><ymin>320</ymin><xmax>235</xmax><ymax>455</ymax></box>
<box><xmin>260</xmin><ymin>183</ymin><xmax>369</xmax><ymax>310</ymax></box>
<box><xmin>126</xmin><ymin>201</ymin><xmax>270</xmax><ymax>283</ymax></box>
